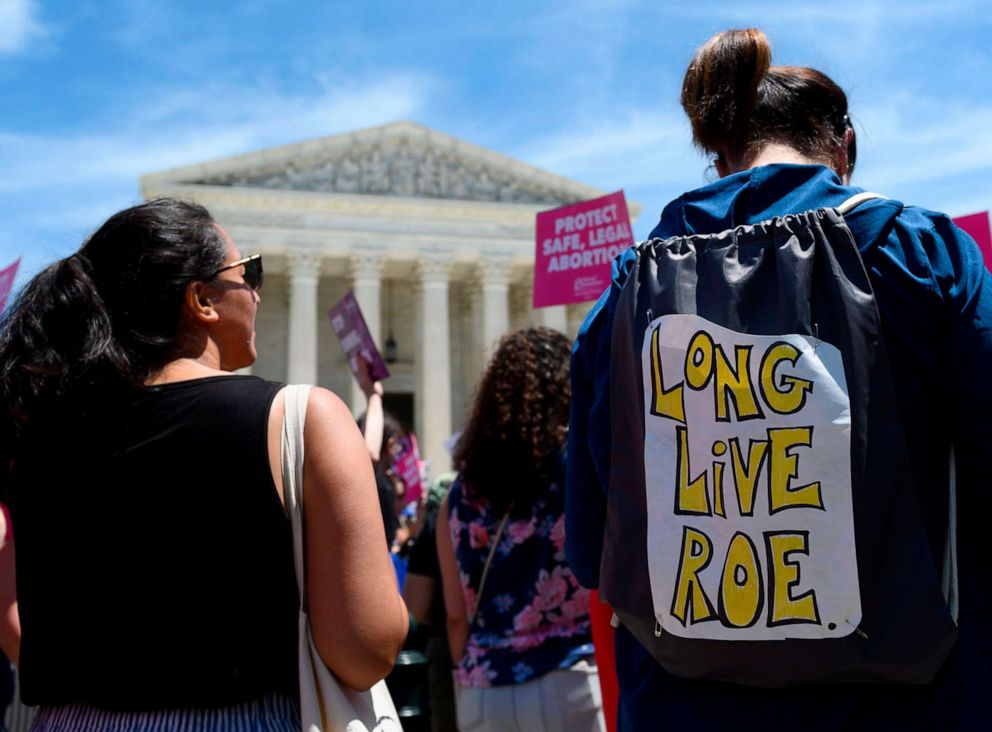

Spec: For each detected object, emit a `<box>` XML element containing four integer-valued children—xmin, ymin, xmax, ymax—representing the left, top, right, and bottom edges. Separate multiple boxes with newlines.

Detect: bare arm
<box><xmin>288</xmin><ymin>387</ymin><xmax>408</xmax><ymax>690</ymax></box>
<box><xmin>356</xmin><ymin>357</ymin><xmax>385</xmax><ymax>463</ymax></box>
<box><xmin>436</xmin><ymin>499</ymin><xmax>469</xmax><ymax>663</ymax></box>
<box><xmin>402</xmin><ymin>573</ymin><xmax>435</xmax><ymax>627</ymax></box>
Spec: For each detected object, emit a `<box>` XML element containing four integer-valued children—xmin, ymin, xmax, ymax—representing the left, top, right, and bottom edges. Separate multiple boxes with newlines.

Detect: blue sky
<box><xmin>2</xmin><ymin>0</ymin><xmax>990</xmax><ymax>290</ymax></box>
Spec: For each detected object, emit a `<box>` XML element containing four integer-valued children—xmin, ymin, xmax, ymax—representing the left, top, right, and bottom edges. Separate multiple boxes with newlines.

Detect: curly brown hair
<box><xmin>453</xmin><ymin>327</ymin><xmax>571</xmax><ymax>513</ymax></box>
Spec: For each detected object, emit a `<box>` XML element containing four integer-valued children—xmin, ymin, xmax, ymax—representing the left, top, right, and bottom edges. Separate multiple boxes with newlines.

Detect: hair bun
<box><xmin>681</xmin><ymin>28</ymin><xmax>772</xmax><ymax>157</ymax></box>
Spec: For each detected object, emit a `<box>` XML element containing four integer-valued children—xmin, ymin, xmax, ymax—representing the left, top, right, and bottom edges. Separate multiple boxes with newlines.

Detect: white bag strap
<box><xmin>836</xmin><ymin>191</ymin><xmax>888</xmax><ymax>215</ymax></box>
<box><xmin>281</xmin><ymin>384</ymin><xmax>312</xmax><ymax>606</ymax></box>
<box><xmin>942</xmin><ymin>447</ymin><xmax>959</xmax><ymax>624</ymax></box>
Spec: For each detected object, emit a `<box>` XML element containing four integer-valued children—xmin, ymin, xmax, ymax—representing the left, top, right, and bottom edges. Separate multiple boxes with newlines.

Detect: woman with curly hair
<box><xmin>436</xmin><ymin>327</ymin><xmax>604</xmax><ymax>732</ymax></box>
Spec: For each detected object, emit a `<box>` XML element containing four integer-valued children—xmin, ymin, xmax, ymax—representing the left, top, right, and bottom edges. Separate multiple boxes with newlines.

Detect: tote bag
<box><xmin>281</xmin><ymin>384</ymin><xmax>403</xmax><ymax>731</ymax></box>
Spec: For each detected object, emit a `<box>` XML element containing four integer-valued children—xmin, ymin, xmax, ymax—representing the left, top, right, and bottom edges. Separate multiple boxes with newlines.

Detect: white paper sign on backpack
<box><xmin>641</xmin><ymin>314</ymin><xmax>861</xmax><ymax>641</ymax></box>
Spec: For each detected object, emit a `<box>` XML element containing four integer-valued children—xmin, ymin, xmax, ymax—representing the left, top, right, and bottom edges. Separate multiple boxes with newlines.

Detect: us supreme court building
<box><xmin>141</xmin><ymin>121</ymin><xmax>640</xmax><ymax>474</ymax></box>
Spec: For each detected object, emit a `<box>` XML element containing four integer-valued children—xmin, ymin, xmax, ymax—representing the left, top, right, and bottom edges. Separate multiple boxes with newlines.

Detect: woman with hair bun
<box><xmin>437</xmin><ymin>327</ymin><xmax>604</xmax><ymax>732</ymax></box>
<box><xmin>0</xmin><ymin>198</ymin><xmax>407</xmax><ymax>730</ymax></box>
<box><xmin>567</xmin><ymin>28</ymin><xmax>992</xmax><ymax>731</ymax></box>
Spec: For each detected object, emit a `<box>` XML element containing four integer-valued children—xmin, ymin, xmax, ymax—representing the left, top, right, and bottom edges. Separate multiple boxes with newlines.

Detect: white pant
<box><xmin>454</xmin><ymin>660</ymin><xmax>605</xmax><ymax>732</ymax></box>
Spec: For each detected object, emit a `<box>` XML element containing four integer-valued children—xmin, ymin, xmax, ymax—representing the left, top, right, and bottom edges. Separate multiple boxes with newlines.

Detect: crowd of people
<box><xmin>0</xmin><ymin>25</ymin><xmax>989</xmax><ymax>732</ymax></box>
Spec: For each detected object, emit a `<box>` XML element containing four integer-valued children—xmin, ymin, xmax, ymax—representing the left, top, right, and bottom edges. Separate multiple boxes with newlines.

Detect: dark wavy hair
<box><xmin>453</xmin><ymin>327</ymin><xmax>571</xmax><ymax>513</ymax></box>
<box><xmin>681</xmin><ymin>28</ymin><xmax>856</xmax><ymax>176</ymax></box>
<box><xmin>0</xmin><ymin>198</ymin><xmax>227</xmax><ymax>448</ymax></box>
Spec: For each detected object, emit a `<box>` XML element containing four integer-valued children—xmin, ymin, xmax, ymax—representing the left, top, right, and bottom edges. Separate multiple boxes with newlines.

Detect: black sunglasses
<box><xmin>209</xmin><ymin>254</ymin><xmax>263</xmax><ymax>291</ymax></box>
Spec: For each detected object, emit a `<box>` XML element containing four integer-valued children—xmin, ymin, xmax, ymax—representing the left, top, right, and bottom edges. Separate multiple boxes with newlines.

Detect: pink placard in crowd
<box><xmin>533</xmin><ymin>191</ymin><xmax>634</xmax><ymax>308</ymax></box>
<box><xmin>328</xmin><ymin>290</ymin><xmax>390</xmax><ymax>383</ymax></box>
<box><xmin>393</xmin><ymin>434</ymin><xmax>423</xmax><ymax>505</ymax></box>
<box><xmin>953</xmin><ymin>211</ymin><xmax>992</xmax><ymax>272</ymax></box>
<box><xmin>0</xmin><ymin>258</ymin><xmax>21</xmax><ymax>312</ymax></box>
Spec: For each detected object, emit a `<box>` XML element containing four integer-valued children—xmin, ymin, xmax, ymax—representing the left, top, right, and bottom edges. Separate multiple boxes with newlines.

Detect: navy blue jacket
<box><xmin>567</xmin><ymin>165</ymin><xmax>992</xmax><ymax>730</ymax></box>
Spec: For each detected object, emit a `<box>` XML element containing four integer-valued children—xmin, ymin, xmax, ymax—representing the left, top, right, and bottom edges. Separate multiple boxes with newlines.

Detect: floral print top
<box><xmin>447</xmin><ymin>469</ymin><xmax>593</xmax><ymax>688</ymax></box>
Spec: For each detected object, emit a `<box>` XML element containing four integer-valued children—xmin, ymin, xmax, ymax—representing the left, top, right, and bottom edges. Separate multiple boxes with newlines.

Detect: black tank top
<box><xmin>11</xmin><ymin>376</ymin><xmax>299</xmax><ymax>709</ymax></box>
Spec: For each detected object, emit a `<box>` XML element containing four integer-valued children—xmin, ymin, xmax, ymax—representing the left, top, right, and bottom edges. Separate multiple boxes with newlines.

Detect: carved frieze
<box><xmin>193</xmin><ymin>137</ymin><xmax>581</xmax><ymax>206</ymax></box>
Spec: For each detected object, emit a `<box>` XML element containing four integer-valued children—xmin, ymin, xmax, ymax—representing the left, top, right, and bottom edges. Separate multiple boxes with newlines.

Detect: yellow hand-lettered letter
<box><xmin>684</xmin><ymin>331</ymin><xmax>715</xmax><ymax>391</ymax></box>
<box><xmin>765</xmin><ymin>531</ymin><xmax>820</xmax><ymax>626</ymax></box>
<box><xmin>671</xmin><ymin>526</ymin><xmax>716</xmax><ymax>626</ymax></box>
<box><xmin>767</xmin><ymin>427</ymin><xmax>823</xmax><ymax>514</ymax></box>
<box><xmin>759</xmin><ymin>342</ymin><xmax>813</xmax><ymax>415</ymax></box>
<box><xmin>713</xmin><ymin>344</ymin><xmax>763</xmax><ymax>422</ymax></box>
<box><xmin>719</xmin><ymin>532</ymin><xmax>763</xmax><ymax>628</ymax></box>
<box><xmin>729</xmin><ymin>437</ymin><xmax>768</xmax><ymax>517</ymax></box>
<box><xmin>675</xmin><ymin>426</ymin><xmax>711</xmax><ymax>515</ymax></box>
<box><xmin>650</xmin><ymin>326</ymin><xmax>685</xmax><ymax>423</ymax></box>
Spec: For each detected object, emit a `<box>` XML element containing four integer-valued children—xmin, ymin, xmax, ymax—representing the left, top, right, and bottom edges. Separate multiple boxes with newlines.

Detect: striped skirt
<box><xmin>29</xmin><ymin>692</ymin><xmax>300</xmax><ymax>732</ymax></box>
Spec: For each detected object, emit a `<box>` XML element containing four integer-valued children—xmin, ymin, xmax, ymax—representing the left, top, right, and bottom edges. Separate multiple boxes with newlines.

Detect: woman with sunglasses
<box><xmin>0</xmin><ymin>198</ymin><xmax>408</xmax><ymax>730</ymax></box>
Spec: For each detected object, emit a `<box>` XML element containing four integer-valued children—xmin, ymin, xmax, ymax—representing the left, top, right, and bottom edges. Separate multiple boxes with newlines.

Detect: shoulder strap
<box><xmin>281</xmin><ymin>384</ymin><xmax>312</xmax><ymax>606</ymax></box>
<box><xmin>469</xmin><ymin>508</ymin><xmax>512</xmax><ymax>627</ymax></box>
<box><xmin>836</xmin><ymin>191</ymin><xmax>888</xmax><ymax>215</ymax></box>
<box><xmin>837</xmin><ymin>191</ymin><xmax>960</xmax><ymax>624</ymax></box>
<box><xmin>942</xmin><ymin>447</ymin><xmax>960</xmax><ymax>624</ymax></box>
<box><xmin>836</xmin><ymin>190</ymin><xmax>959</xmax><ymax>622</ymax></box>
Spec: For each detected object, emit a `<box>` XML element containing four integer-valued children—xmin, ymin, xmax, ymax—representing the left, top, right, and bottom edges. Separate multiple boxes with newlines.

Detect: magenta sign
<box><xmin>328</xmin><ymin>290</ymin><xmax>390</xmax><ymax>383</ymax></box>
<box><xmin>953</xmin><ymin>211</ymin><xmax>992</xmax><ymax>272</ymax></box>
<box><xmin>533</xmin><ymin>191</ymin><xmax>634</xmax><ymax>308</ymax></box>
<box><xmin>393</xmin><ymin>434</ymin><xmax>424</xmax><ymax>505</ymax></box>
<box><xmin>0</xmin><ymin>259</ymin><xmax>20</xmax><ymax>312</ymax></box>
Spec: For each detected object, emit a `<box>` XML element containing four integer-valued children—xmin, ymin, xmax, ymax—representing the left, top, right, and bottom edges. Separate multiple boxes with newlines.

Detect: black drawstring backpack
<box><xmin>602</xmin><ymin>193</ymin><xmax>958</xmax><ymax>687</ymax></box>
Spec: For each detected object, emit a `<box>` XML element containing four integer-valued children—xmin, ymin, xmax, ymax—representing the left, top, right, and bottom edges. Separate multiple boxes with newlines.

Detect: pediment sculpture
<box><xmin>192</xmin><ymin>138</ymin><xmax>580</xmax><ymax>206</ymax></box>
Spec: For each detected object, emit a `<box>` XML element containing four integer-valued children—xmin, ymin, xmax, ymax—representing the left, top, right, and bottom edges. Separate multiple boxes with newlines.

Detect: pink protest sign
<box><xmin>393</xmin><ymin>434</ymin><xmax>423</xmax><ymax>505</ymax></box>
<box><xmin>328</xmin><ymin>291</ymin><xmax>390</xmax><ymax>383</ymax></box>
<box><xmin>0</xmin><ymin>258</ymin><xmax>20</xmax><ymax>312</ymax></box>
<box><xmin>533</xmin><ymin>191</ymin><xmax>634</xmax><ymax>308</ymax></box>
<box><xmin>953</xmin><ymin>211</ymin><xmax>992</xmax><ymax>272</ymax></box>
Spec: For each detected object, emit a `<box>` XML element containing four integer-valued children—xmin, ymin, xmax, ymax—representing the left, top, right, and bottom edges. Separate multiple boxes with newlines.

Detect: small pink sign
<box><xmin>0</xmin><ymin>258</ymin><xmax>20</xmax><ymax>312</ymax></box>
<box><xmin>953</xmin><ymin>211</ymin><xmax>992</xmax><ymax>272</ymax></box>
<box><xmin>533</xmin><ymin>191</ymin><xmax>634</xmax><ymax>308</ymax></box>
<box><xmin>328</xmin><ymin>291</ymin><xmax>390</xmax><ymax>383</ymax></box>
<box><xmin>393</xmin><ymin>434</ymin><xmax>423</xmax><ymax>505</ymax></box>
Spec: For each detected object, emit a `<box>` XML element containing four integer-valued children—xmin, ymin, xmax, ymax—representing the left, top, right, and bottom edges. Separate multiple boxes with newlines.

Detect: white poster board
<box><xmin>642</xmin><ymin>314</ymin><xmax>861</xmax><ymax>640</ymax></box>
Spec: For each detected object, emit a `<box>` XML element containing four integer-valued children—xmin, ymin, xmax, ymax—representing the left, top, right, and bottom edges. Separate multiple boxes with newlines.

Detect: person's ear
<box><xmin>185</xmin><ymin>281</ymin><xmax>220</xmax><ymax>324</ymax></box>
<box><xmin>714</xmin><ymin>155</ymin><xmax>732</xmax><ymax>179</ymax></box>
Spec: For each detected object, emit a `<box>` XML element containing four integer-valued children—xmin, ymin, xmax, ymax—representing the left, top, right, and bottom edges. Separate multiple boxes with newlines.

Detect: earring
<box><xmin>704</xmin><ymin>157</ymin><xmax>720</xmax><ymax>183</ymax></box>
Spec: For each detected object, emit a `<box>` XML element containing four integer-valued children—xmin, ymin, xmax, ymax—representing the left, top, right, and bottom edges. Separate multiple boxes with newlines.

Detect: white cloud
<box><xmin>0</xmin><ymin>69</ymin><xmax>437</xmax><ymax>281</ymax></box>
<box><xmin>0</xmin><ymin>70</ymin><xmax>436</xmax><ymax>194</ymax></box>
<box><xmin>509</xmin><ymin>87</ymin><xmax>992</xmax><ymax>232</ymax></box>
<box><xmin>0</xmin><ymin>0</ymin><xmax>43</xmax><ymax>54</ymax></box>
<box><xmin>855</xmin><ymin>96</ymin><xmax>992</xmax><ymax>199</ymax></box>
<box><xmin>518</xmin><ymin>110</ymin><xmax>698</xmax><ymax>188</ymax></box>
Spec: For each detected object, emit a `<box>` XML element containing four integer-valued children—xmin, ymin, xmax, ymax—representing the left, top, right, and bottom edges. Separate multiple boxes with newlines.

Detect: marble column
<box><xmin>519</xmin><ymin>279</ymin><xmax>568</xmax><ymax>333</ymax></box>
<box><xmin>536</xmin><ymin>304</ymin><xmax>569</xmax><ymax>333</ymax></box>
<box><xmin>349</xmin><ymin>253</ymin><xmax>384</xmax><ymax>414</ymax></box>
<box><xmin>454</xmin><ymin>285</ymin><xmax>477</xmax><ymax>434</ymax></box>
<box><xmin>476</xmin><ymin>258</ymin><xmax>511</xmax><ymax>367</ymax></box>
<box><xmin>414</xmin><ymin>258</ymin><xmax>453</xmax><ymax>478</ymax></box>
<box><xmin>287</xmin><ymin>249</ymin><xmax>322</xmax><ymax>385</ymax></box>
